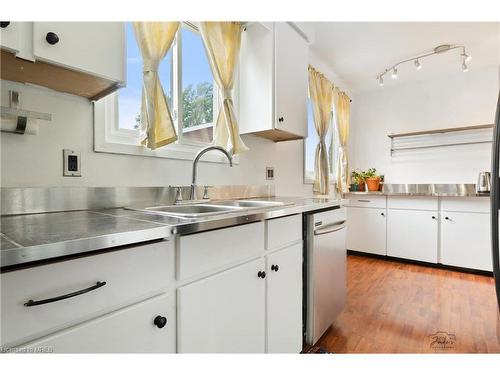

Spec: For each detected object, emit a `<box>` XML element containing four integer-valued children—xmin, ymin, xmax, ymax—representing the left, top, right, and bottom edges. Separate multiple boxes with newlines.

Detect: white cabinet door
<box><xmin>177</xmin><ymin>258</ymin><xmax>266</xmax><ymax>353</ymax></box>
<box><xmin>33</xmin><ymin>22</ymin><xmax>125</xmax><ymax>82</ymax></box>
<box><xmin>387</xmin><ymin>209</ymin><xmax>438</xmax><ymax>263</ymax></box>
<box><xmin>346</xmin><ymin>207</ymin><xmax>387</xmax><ymax>255</ymax></box>
<box><xmin>274</xmin><ymin>22</ymin><xmax>308</xmax><ymax>138</ymax></box>
<box><xmin>441</xmin><ymin>212</ymin><xmax>492</xmax><ymax>271</ymax></box>
<box><xmin>0</xmin><ymin>22</ymin><xmax>21</xmax><ymax>53</ymax></box>
<box><xmin>23</xmin><ymin>293</ymin><xmax>175</xmax><ymax>353</ymax></box>
<box><xmin>266</xmin><ymin>244</ymin><xmax>303</xmax><ymax>353</ymax></box>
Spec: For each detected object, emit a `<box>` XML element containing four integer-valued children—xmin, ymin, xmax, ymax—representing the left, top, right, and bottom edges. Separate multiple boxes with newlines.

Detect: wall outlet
<box><xmin>266</xmin><ymin>167</ymin><xmax>275</xmax><ymax>180</ymax></box>
<box><xmin>63</xmin><ymin>149</ymin><xmax>81</xmax><ymax>177</ymax></box>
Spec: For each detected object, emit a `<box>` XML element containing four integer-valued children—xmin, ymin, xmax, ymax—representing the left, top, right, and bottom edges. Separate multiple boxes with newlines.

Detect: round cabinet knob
<box><xmin>380</xmin><ymin>212</ymin><xmax>385</xmax><ymax>216</ymax></box>
<box><xmin>153</xmin><ymin>315</ymin><xmax>167</xmax><ymax>328</ymax></box>
<box><xmin>271</xmin><ymin>264</ymin><xmax>279</xmax><ymax>272</ymax></box>
<box><xmin>0</xmin><ymin>22</ymin><xmax>11</xmax><ymax>28</ymax></box>
<box><xmin>431</xmin><ymin>216</ymin><xmax>436</xmax><ymax>220</ymax></box>
<box><xmin>257</xmin><ymin>271</ymin><xmax>266</xmax><ymax>279</ymax></box>
<box><xmin>46</xmin><ymin>32</ymin><xmax>60</xmax><ymax>45</ymax></box>
<box><xmin>445</xmin><ymin>217</ymin><xmax>450</xmax><ymax>220</ymax></box>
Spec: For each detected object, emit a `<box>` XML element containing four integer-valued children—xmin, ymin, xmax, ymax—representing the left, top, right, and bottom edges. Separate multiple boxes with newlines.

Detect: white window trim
<box><xmin>93</xmin><ymin>22</ymin><xmax>238</xmax><ymax>165</ymax></box>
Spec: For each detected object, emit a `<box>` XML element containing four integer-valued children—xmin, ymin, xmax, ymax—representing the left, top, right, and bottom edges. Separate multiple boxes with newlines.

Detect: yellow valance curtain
<box><xmin>308</xmin><ymin>65</ymin><xmax>334</xmax><ymax>195</ymax></box>
<box><xmin>334</xmin><ymin>88</ymin><xmax>351</xmax><ymax>193</ymax></box>
<box><xmin>133</xmin><ymin>22</ymin><xmax>179</xmax><ymax>150</ymax></box>
<box><xmin>199</xmin><ymin>22</ymin><xmax>249</xmax><ymax>155</ymax></box>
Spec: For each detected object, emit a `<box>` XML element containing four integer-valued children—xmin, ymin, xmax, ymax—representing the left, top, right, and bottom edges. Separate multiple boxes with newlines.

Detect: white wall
<box><xmin>1</xmin><ymin>40</ymin><xmax>351</xmax><ymax>198</ymax></box>
<box><xmin>0</xmin><ymin>80</ymin><xmax>309</xmax><ymax>196</ymax></box>
<box><xmin>350</xmin><ymin>67</ymin><xmax>499</xmax><ymax>184</ymax></box>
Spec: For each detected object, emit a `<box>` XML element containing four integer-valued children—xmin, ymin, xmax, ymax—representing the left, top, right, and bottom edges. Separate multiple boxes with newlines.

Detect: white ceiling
<box><xmin>310</xmin><ymin>22</ymin><xmax>500</xmax><ymax>93</ymax></box>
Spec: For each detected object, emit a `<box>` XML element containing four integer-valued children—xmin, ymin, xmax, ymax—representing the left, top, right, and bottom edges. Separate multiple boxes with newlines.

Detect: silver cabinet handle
<box><xmin>314</xmin><ymin>220</ymin><xmax>347</xmax><ymax>235</ymax></box>
<box><xmin>357</xmin><ymin>199</ymin><xmax>371</xmax><ymax>202</ymax></box>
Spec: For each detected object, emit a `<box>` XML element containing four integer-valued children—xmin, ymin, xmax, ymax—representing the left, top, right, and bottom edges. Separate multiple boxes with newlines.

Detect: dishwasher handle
<box><xmin>313</xmin><ymin>220</ymin><xmax>346</xmax><ymax>235</ymax></box>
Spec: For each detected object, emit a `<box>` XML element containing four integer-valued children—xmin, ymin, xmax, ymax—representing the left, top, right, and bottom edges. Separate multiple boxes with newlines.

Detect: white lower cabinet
<box><xmin>346</xmin><ymin>206</ymin><xmax>387</xmax><ymax>255</ymax></box>
<box><xmin>177</xmin><ymin>258</ymin><xmax>266</xmax><ymax>353</ymax></box>
<box><xmin>387</xmin><ymin>209</ymin><xmax>438</xmax><ymax>263</ymax></box>
<box><xmin>266</xmin><ymin>244</ymin><xmax>303</xmax><ymax>353</ymax></box>
<box><xmin>441</xmin><ymin>212</ymin><xmax>492</xmax><ymax>271</ymax></box>
<box><xmin>23</xmin><ymin>293</ymin><xmax>175</xmax><ymax>353</ymax></box>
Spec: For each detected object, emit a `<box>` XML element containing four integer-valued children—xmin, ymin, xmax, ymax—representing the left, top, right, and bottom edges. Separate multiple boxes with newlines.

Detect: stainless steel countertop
<box><xmin>0</xmin><ymin>197</ymin><xmax>341</xmax><ymax>269</ymax></box>
<box><xmin>346</xmin><ymin>183</ymin><xmax>489</xmax><ymax>197</ymax></box>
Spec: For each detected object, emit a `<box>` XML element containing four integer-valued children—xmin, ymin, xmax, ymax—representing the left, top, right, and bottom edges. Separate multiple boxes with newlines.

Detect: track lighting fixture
<box><xmin>391</xmin><ymin>68</ymin><xmax>398</xmax><ymax>79</ymax></box>
<box><xmin>376</xmin><ymin>44</ymin><xmax>471</xmax><ymax>86</ymax></box>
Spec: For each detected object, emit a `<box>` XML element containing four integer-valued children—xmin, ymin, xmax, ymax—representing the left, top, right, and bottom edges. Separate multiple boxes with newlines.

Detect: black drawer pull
<box><xmin>257</xmin><ymin>271</ymin><xmax>266</xmax><ymax>279</ymax></box>
<box><xmin>45</xmin><ymin>32</ymin><xmax>59</xmax><ymax>45</ymax></box>
<box><xmin>271</xmin><ymin>264</ymin><xmax>279</xmax><ymax>272</ymax></box>
<box><xmin>0</xmin><ymin>22</ymin><xmax>11</xmax><ymax>28</ymax></box>
<box><xmin>24</xmin><ymin>281</ymin><xmax>106</xmax><ymax>307</ymax></box>
<box><xmin>154</xmin><ymin>315</ymin><xmax>167</xmax><ymax>328</ymax></box>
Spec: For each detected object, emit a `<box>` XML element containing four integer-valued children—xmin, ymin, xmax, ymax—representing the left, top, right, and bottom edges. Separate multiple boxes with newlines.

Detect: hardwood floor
<box><xmin>316</xmin><ymin>254</ymin><xmax>500</xmax><ymax>353</ymax></box>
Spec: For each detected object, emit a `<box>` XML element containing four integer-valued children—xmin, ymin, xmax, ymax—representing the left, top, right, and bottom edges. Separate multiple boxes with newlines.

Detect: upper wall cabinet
<box><xmin>239</xmin><ymin>22</ymin><xmax>308</xmax><ymax>142</ymax></box>
<box><xmin>0</xmin><ymin>22</ymin><xmax>125</xmax><ymax>101</ymax></box>
<box><xmin>0</xmin><ymin>22</ymin><xmax>22</xmax><ymax>54</ymax></box>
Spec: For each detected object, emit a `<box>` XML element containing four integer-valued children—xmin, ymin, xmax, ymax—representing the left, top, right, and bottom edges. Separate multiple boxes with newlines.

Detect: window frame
<box><xmin>94</xmin><ymin>22</ymin><xmax>234</xmax><ymax>164</ymax></box>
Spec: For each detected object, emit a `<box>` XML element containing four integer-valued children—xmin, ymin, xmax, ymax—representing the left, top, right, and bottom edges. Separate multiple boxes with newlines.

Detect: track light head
<box><xmin>414</xmin><ymin>59</ymin><xmax>422</xmax><ymax>70</ymax></box>
<box><xmin>391</xmin><ymin>68</ymin><xmax>398</xmax><ymax>79</ymax></box>
<box><xmin>462</xmin><ymin>61</ymin><xmax>469</xmax><ymax>72</ymax></box>
<box><xmin>378</xmin><ymin>75</ymin><xmax>384</xmax><ymax>86</ymax></box>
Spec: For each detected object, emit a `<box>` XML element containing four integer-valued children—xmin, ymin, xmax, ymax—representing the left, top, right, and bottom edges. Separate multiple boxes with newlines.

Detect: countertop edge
<box><xmin>1</xmin><ymin>198</ymin><xmax>342</xmax><ymax>270</ymax></box>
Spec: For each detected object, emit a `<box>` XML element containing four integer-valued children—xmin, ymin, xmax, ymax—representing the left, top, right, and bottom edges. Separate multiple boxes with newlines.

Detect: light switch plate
<box><xmin>63</xmin><ymin>149</ymin><xmax>81</xmax><ymax>177</ymax></box>
<box><xmin>266</xmin><ymin>167</ymin><xmax>274</xmax><ymax>180</ymax></box>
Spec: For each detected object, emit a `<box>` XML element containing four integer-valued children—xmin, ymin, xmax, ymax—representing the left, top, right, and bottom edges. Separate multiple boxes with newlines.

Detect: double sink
<box><xmin>130</xmin><ymin>200</ymin><xmax>291</xmax><ymax>218</ymax></box>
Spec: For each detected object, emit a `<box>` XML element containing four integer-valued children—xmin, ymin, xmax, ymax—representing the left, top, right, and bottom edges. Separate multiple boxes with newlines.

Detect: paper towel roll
<box><xmin>0</xmin><ymin>117</ymin><xmax>39</xmax><ymax>135</ymax></box>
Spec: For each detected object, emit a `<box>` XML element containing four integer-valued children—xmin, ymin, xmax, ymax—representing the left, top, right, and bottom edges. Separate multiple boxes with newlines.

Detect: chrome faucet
<box><xmin>190</xmin><ymin>146</ymin><xmax>233</xmax><ymax>200</ymax></box>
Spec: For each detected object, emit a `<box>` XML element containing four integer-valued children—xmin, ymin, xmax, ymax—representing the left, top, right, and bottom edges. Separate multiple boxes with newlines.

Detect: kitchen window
<box><xmin>303</xmin><ymin>99</ymin><xmax>340</xmax><ymax>184</ymax></box>
<box><xmin>94</xmin><ymin>22</ymin><xmax>225</xmax><ymax>162</ymax></box>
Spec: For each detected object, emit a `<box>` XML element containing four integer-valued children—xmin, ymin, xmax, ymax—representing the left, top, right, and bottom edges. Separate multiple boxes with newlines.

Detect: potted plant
<box><xmin>364</xmin><ymin>168</ymin><xmax>382</xmax><ymax>191</ymax></box>
<box><xmin>350</xmin><ymin>169</ymin><xmax>366</xmax><ymax>192</ymax></box>
<box><xmin>350</xmin><ymin>171</ymin><xmax>360</xmax><ymax>191</ymax></box>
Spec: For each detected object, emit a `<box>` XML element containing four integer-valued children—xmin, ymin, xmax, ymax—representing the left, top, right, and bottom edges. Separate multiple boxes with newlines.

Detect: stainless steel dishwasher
<box><xmin>305</xmin><ymin>206</ymin><xmax>347</xmax><ymax>345</ymax></box>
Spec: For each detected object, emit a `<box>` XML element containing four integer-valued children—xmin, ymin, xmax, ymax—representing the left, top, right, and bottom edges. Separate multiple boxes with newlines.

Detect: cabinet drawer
<box><xmin>441</xmin><ymin>197</ymin><xmax>490</xmax><ymax>213</ymax></box>
<box><xmin>346</xmin><ymin>194</ymin><xmax>386</xmax><ymax>208</ymax></box>
<box><xmin>21</xmin><ymin>293</ymin><xmax>175</xmax><ymax>353</ymax></box>
<box><xmin>176</xmin><ymin>222</ymin><xmax>264</xmax><ymax>281</ymax></box>
<box><xmin>266</xmin><ymin>214</ymin><xmax>302</xmax><ymax>250</ymax></box>
<box><xmin>1</xmin><ymin>240</ymin><xmax>174</xmax><ymax>347</ymax></box>
<box><xmin>387</xmin><ymin>196</ymin><xmax>438</xmax><ymax>211</ymax></box>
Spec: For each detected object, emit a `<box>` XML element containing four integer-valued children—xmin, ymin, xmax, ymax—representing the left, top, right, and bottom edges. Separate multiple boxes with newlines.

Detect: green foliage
<box><xmin>134</xmin><ymin>82</ymin><xmax>213</xmax><ymax>130</ymax></box>
<box><xmin>350</xmin><ymin>168</ymin><xmax>381</xmax><ymax>183</ymax></box>
<box><xmin>363</xmin><ymin>168</ymin><xmax>379</xmax><ymax>179</ymax></box>
<box><xmin>182</xmin><ymin>82</ymin><xmax>213</xmax><ymax>128</ymax></box>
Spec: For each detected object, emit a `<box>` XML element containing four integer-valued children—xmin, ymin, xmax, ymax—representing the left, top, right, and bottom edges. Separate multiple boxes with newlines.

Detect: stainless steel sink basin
<box><xmin>142</xmin><ymin>204</ymin><xmax>244</xmax><ymax>218</ymax></box>
<box><xmin>214</xmin><ymin>200</ymin><xmax>290</xmax><ymax>208</ymax></box>
<box><xmin>127</xmin><ymin>200</ymin><xmax>293</xmax><ymax>218</ymax></box>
